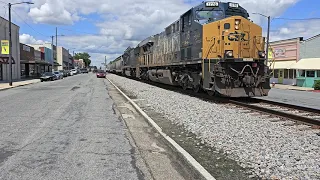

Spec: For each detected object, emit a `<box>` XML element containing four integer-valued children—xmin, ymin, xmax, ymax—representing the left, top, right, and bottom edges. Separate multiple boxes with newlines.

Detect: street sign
<box><xmin>1</xmin><ymin>40</ymin><xmax>9</xmax><ymax>55</ymax></box>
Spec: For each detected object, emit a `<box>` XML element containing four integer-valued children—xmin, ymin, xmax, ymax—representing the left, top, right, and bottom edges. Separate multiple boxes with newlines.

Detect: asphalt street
<box><xmin>0</xmin><ymin>74</ymin><xmax>142</xmax><ymax>180</ymax></box>
<box><xmin>257</xmin><ymin>88</ymin><xmax>320</xmax><ymax>110</ymax></box>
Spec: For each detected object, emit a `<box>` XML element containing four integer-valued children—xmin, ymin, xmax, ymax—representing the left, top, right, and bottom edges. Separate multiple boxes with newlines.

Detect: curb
<box><xmin>106</xmin><ymin>77</ymin><xmax>216</xmax><ymax>180</ymax></box>
<box><xmin>0</xmin><ymin>81</ymin><xmax>40</xmax><ymax>91</ymax></box>
<box><xmin>271</xmin><ymin>87</ymin><xmax>313</xmax><ymax>92</ymax></box>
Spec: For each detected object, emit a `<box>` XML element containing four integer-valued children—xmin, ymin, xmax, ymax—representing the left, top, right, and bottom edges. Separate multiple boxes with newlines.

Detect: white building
<box><xmin>57</xmin><ymin>46</ymin><xmax>73</xmax><ymax>70</ymax></box>
<box><xmin>0</xmin><ymin>16</ymin><xmax>20</xmax><ymax>81</ymax></box>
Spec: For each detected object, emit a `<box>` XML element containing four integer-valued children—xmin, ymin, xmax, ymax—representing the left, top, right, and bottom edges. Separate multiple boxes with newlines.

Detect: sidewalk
<box><xmin>0</xmin><ymin>79</ymin><xmax>40</xmax><ymax>91</ymax></box>
<box><xmin>270</xmin><ymin>84</ymin><xmax>318</xmax><ymax>92</ymax></box>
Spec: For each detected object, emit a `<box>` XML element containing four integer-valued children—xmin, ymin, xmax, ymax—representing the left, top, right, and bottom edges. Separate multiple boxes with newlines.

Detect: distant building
<box><xmin>57</xmin><ymin>46</ymin><xmax>73</xmax><ymax>71</ymax></box>
<box><xmin>28</xmin><ymin>43</ymin><xmax>61</xmax><ymax>71</ymax></box>
<box><xmin>268</xmin><ymin>37</ymin><xmax>302</xmax><ymax>86</ymax></box>
<box><xmin>20</xmin><ymin>43</ymin><xmax>51</xmax><ymax>77</ymax></box>
<box><xmin>292</xmin><ymin>34</ymin><xmax>320</xmax><ymax>87</ymax></box>
<box><xmin>0</xmin><ymin>16</ymin><xmax>20</xmax><ymax>81</ymax></box>
<box><xmin>268</xmin><ymin>34</ymin><xmax>320</xmax><ymax>88</ymax></box>
<box><xmin>74</xmin><ymin>59</ymin><xmax>84</xmax><ymax>69</ymax></box>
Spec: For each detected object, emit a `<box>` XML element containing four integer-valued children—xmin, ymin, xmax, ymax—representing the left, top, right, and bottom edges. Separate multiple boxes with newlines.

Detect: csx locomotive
<box><xmin>107</xmin><ymin>1</ymin><xmax>271</xmax><ymax>97</ymax></box>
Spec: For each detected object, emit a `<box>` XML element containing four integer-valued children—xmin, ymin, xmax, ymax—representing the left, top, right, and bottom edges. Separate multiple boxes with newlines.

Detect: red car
<box><xmin>96</xmin><ymin>70</ymin><xmax>106</xmax><ymax>78</ymax></box>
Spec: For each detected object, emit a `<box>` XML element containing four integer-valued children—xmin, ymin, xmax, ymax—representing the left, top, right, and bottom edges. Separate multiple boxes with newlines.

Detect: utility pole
<box><xmin>56</xmin><ymin>27</ymin><xmax>58</xmax><ymax>71</ymax></box>
<box><xmin>266</xmin><ymin>16</ymin><xmax>271</xmax><ymax>65</ymax></box>
<box><xmin>72</xmin><ymin>51</ymin><xmax>74</xmax><ymax>69</ymax></box>
<box><xmin>105</xmin><ymin>56</ymin><xmax>107</xmax><ymax>71</ymax></box>
<box><xmin>8</xmin><ymin>3</ymin><xmax>12</xmax><ymax>86</ymax></box>
<box><xmin>67</xmin><ymin>49</ymin><xmax>70</xmax><ymax>71</ymax></box>
<box><xmin>51</xmin><ymin>36</ymin><xmax>54</xmax><ymax>72</ymax></box>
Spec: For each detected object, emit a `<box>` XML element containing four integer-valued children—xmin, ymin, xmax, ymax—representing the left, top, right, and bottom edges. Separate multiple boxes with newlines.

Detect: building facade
<box><xmin>0</xmin><ymin>17</ymin><xmax>20</xmax><ymax>81</ymax></box>
<box><xmin>57</xmin><ymin>46</ymin><xmax>73</xmax><ymax>70</ymax></box>
<box><xmin>74</xmin><ymin>59</ymin><xmax>84</xmax><ymax>69</ymax></box>
<box><xmin>268</xmin><ymin>37</ymin><xmax>303</xmax><ymax>85</ymax></box>
<box><xmin>292</xmin><ymin>34</ymin><xmax>320</xmax><ymax>87</ymax></box>
<box><xmin>28</xmin><ymin>43</ymin><xmax>60</xmax><ymax>71</ymax></box>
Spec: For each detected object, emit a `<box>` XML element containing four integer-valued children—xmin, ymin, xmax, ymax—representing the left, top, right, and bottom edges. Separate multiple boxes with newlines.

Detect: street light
<box><xmin>8</xmin><ymin>1</ymin><xmax>34</xmax><ymax>86</ymax></box>
<box><xmin>252</xmin><ymin>12</ymin><xmax>271</xmax><ymax>65</ymax></box>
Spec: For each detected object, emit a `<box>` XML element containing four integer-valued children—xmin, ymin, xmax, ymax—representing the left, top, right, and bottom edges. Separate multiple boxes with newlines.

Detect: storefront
<box><xmin>268</xmin><ymin>37</ymin><xmax>302</xmax><ymax>85</ymax></box>
<box><xmin>291</xmin><ymin>58</ymin><xmax>320</xmax><ymax>87</ymax></box>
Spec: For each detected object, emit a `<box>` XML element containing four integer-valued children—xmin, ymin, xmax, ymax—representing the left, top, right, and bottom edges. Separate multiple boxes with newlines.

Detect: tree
<box><xmin>74</xmin><ymin>52</ymin><xmax>92</xmax><ymax>67</ymax></box>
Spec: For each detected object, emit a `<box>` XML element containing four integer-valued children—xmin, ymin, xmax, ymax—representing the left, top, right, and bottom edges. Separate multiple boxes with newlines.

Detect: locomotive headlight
<box><xmin>226</xmin><ymin>50</ymin><xmax>233</xmax><ymax>57</ymax></box>
<box><xmin>235</xmin><ymin>20</ymin><xmax>240</xmax><ymax>25</ymax></box>
<box><xmin>258</xmin><ymin>51</ymin><xmax>266</xmax><ymax>58</ymax></box>
<box><xmin>235</xmin><ymin>25</ymin><xmax>239</xmax><ymax>30</ymax></box>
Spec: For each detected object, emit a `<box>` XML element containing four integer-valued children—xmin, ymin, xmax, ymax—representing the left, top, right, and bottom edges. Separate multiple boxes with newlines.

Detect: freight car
<box><xmin>108</xmin><ymin>1</ymin><xmax>271</xmax><ymax>97</ymax></box>
<box><xmin>108</xmin><ymin>56</ymin><xmax>123</xmax><ymax>75</ymax></box>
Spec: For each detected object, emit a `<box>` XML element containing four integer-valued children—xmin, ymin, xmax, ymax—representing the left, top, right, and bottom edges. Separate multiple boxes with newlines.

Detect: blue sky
<box><xmin>1</xmin><ymin>0</ymin><xmax>319</xmax><ymax>66</ymax></box>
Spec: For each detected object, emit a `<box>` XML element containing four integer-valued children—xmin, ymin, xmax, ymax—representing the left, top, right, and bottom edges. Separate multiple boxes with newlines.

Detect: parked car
<box><xmin>59</xmin><ymin>70</ymin><xmax>68</xmax><ymax>77</ymax></box>
<box><xmin>80</xmin><ymin>68</ymin><xmax>88</xmax><ymax>73</ymax></box>
<box><xmin>70</xmin><ymin>69</ymin><xmax>77</xmax><ymax>75</ymax></box>
<box><xmin>53</xmin><ymin>71</ymin><xmax>63</xmax><ymax>79</ymax></box>
<box><xmin>40</xmin><ymin>72</ymin><xmax>56</xmax><ymax>82</ymax></box>
<box><xmin>96</xmin><ymin>70</ymin><xmax>106</xmax><ymax>78</ymax></box>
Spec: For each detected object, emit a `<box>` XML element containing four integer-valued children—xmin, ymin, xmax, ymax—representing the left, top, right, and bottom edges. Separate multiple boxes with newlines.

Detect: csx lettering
<box><xmin>228</xmin><ymin>32</ymin><xmax>248</xmax><ymax>41</ymax></box>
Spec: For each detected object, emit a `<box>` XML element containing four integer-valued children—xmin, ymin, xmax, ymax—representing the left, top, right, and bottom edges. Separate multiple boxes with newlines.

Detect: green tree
<box><xmin>74</xmin><ymin>52</ymin><xmax>92</xmax><ymax>67</ymax></box>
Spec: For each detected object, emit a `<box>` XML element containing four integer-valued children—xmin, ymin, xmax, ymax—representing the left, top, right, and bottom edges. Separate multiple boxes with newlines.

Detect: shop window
<box><xmin>306</xmin><ymin>71</ymin><xmax>315</xmax><ymax>77</ymax></box>
<box><xmin>284</xmin><ymin>69</ymin><xmax>289</xmax><ymax>78</ymax></box>
<box><xmin>293</xmin><ymin>69</ymin><xmax>296</xmax><ymax>78</ymax></box>
<box><xmin>317</xmin><ymin>70</ymin><xmax>320</xmax><ymax>77</ymax></box>
<box><xmin>300</xmin><ymin>70</ymin><xmax>305</xmax><ymax>77</ymax></box>
<box><xmin>274</xmin><ymin>69</ymin><xmax>279</xmax><ymax>78</ymax></box>
<box><xmin>289</xmin><ymin>69</ymin><xmax>295</xmax><ymax>79</ymax></box>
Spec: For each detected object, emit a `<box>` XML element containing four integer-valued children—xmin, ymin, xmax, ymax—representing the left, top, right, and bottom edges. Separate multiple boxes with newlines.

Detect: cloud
<box><xmin>18</xmin><ymin>0</ymin><xmax>306</xmax><ymax>66</ymax></box>
<box><xmin>28</xmin><ymin>0</ymin><xmax>80</xmax><ymax>25</ymax></box>
<box><xmin>19</xmin><ymin>33</ymin><xmax>49</xmax><ymax>44</ymax></box>
<box><xmin>270</xmin><ymin>19</ymin><xmax>320</xmax><ymax>41</ymax></box>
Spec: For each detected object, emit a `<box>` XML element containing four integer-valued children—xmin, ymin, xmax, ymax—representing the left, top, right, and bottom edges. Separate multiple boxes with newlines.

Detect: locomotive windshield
<box><xmin>195</xmin><ymin>10</ymin><xmax>224</xmax><ymax>24</ymax></box>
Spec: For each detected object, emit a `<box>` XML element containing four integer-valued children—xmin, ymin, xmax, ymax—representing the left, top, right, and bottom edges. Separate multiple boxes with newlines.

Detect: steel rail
<box><xmin>229</xmin><ymin>100</ymin><xmax>320</xmax><ymax>126</ymax></box>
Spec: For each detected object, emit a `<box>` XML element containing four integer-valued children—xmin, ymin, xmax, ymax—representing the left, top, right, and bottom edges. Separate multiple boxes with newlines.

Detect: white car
<box><xmin>70</xmin><ymin>69</ymin><xmax>77</xmax><ymax>76</ymax></box>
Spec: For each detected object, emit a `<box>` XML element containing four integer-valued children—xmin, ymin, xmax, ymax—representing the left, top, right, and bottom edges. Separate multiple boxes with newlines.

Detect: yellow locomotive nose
<box><xmin>202</xmin><ymin>16</ymin><xmax>265</xmax><ymax>60</ymax></box>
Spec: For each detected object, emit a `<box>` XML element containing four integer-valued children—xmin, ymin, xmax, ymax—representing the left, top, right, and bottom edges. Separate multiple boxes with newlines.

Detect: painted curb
<box><xmin>106</xmin><ymin>77</ymin><xmax>216</xmax><ymax>180</ymax></box>
<box><xmin>0</xmin><ymin>81</ymin><xmax>40</xmax><ymax>91</ymax></box>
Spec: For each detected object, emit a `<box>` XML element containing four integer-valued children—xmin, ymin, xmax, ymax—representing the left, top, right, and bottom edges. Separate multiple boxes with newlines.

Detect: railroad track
<box><xmin>108</xmin><ymin>73</ymin><xmax>320</xmax><ymax>127</ymax></box>
<box><xmin>229</xmin><ymin>98</ymin><xmax>320</xmax><ymax>127</ymax></box>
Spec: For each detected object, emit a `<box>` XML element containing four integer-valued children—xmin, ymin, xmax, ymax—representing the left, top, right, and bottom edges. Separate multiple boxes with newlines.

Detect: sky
<box><xmin>0</xmin><ymin>0</ymin><xmax>319</xmax><ymax>67</ymax></box>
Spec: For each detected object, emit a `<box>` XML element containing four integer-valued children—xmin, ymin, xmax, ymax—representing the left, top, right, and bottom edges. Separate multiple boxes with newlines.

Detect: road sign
<box><xmin>1</xmin><ymin>40</ymin><xmax>9</xmax><ymax>55</ymax></box>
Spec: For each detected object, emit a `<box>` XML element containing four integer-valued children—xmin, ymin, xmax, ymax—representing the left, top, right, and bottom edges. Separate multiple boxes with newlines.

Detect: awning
<box><xmin>291</xmin><ymin>58</ymin><xmax>320</xmax><ymax>70</ymax></box>
<box><xmin>268</xmin><ymin>60</ymin><xmax>296</xmax><ymax>69</ymax></box>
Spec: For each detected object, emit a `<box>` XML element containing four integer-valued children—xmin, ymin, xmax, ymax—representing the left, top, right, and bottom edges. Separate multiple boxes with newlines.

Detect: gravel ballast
<box><xmin>107</xmin><ymin>74</ymin><xmax>320</xmax><ymax>179</ymax></box>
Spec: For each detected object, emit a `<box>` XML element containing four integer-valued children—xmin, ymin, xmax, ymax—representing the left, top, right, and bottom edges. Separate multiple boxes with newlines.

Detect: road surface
<box><xmin>0</xmin><ymin>74</ymin><xmax>142</xmax><ymax>180</ymax></box>
<box><xmin>257</xmin><ymin>88</ymin><xmax>320</xmax><ymax>110</ymax></box>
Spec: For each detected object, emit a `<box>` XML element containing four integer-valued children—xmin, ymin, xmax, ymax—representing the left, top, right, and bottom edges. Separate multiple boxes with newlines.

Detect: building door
<box><xmin>278</xmin><ymin>69</ymin><xmax>284</xmax><ymax>84</ymax></box>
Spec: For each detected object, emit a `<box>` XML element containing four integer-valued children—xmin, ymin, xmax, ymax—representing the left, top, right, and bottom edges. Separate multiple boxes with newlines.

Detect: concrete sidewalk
<box><xmin>0</xmin><ymin>79</ymin><xmax>40</xmax><ymax>91</ymax></box>
<box><xmin>270</xmin><ymin>84</ymin><xmax>316</xmax><ymax>91</ymax></box>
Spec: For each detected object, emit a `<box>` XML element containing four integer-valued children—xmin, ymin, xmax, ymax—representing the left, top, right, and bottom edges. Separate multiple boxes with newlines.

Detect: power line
<box><xmin>11</xmin><ymin>8</ymin><xmax>50</xmax><ymax>37</ymax></box>
<box><xmin>273</xmin><ymin>17</ymin><xmax>320</xmax><ymax>21</ymax></box>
